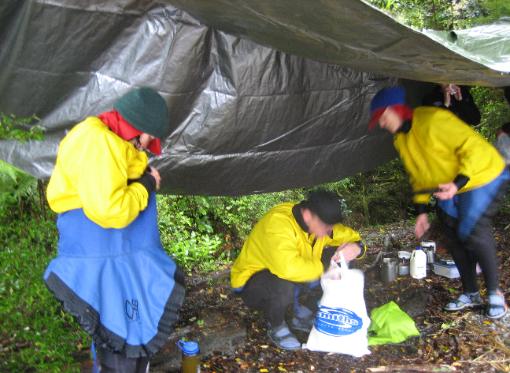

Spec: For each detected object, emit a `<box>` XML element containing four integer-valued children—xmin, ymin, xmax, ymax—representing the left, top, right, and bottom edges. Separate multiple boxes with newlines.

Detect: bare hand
<box><xmin>149</xmin><ymin>167</ymin><xmax>161</xmax><ymax>190</ymax></box>
<box><xmin>332</xmin><ymin>243</ymin><xmax>361</xmax><ymax>263</ymax></box>
<box><xmin>442</xmin><ymin>84</ymin><xmax>462</xmax><ymax>107</ymax></box>
<box><xmin>415</xmin><ymin>213</ymin><xmax>430</xmax><ymax>239</ymax></box>
<box><xmin>434</xmin><ymin>182</ymin><xmax>458</xmax><ymax>200</ymax></box>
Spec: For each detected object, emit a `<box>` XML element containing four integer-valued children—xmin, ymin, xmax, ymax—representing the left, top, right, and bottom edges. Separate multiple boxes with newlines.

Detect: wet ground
<box><xmin>150</xmin><ymin>216</ymin><xmax>510</xmax><ymax>372</ymax></box>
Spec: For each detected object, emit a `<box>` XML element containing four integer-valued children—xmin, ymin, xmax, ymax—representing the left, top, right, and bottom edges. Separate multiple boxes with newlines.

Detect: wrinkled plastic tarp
<box><xmin>1</xmin><ymin>1</ymin><xmax>509</xmax><ymax>195</ymax></box>
<box><xmin>0</xmin><ymin>0</ymin><xmax>398</xmax><ymax>195</ymax></box>
<box><xmin>166</xmin><ymin>0</ymin><xmax>510</xmax><ymax>86</ymax></box>
<box><xmin>423</xmin><ymin>18</ymin><xmax>510</xmax><ymax>75</ymax></box>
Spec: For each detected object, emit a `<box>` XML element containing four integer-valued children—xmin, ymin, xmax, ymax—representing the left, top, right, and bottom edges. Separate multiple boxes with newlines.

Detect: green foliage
<box><xmin>471</xmin><ymin>86</ymin><xmax>510</xmax><ymax>140</ymax></box>
<box><xmin>472</xmin><ymin>0</ymin><xmax>510</xmax><ymax>26</ymax></box>
<box><xmin>366</xmin><ymin>0</ymin><xmax>488</xmax><ymax>30</ymax></box>
<box><xmin>158</xmin><ymin>195</ymin><xmax>226</xmax><ymax>272</ymax></box>
<box><xmin>333</xmin><ymin>160</ymin><xmax>412</xmax><ymax>227</ymax></box>
<box><xmin>0</xmin><ymin>161</ymin><xmax>41</xmax><ymax>219</ymax></box>
<box><xmin>0</xmin><ymin>110</ymin><xmax>86</xmax><ymax>370</ymax></box>
<box><xmin>0</xmin><ymin>111</ymin><xmax>46</xmax><ymax>220</ymax></box>
<box><xmin>0</xmin><ymin>113</ymin><xmax>43</xmax><ymax>142</ymax></box>
<box><xmin>208</xmin><ymin>190</ymin><xmax>304</xmax><ymax>241</ymax></box>
<box><xmin>157</xmin><ymin>191</ymin><xmax>305</xmax><ymax>271</ymax></box>
<box><xmin>0</xmin><ymin>214</ymin><xmax>88</xmax><ymax>372</ymax></box>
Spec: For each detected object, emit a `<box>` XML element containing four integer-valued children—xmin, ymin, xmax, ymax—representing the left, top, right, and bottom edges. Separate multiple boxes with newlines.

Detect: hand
<box><xmin>415</xmin><ymin>213</ymin><xmax>430</xmax><ymax>239</ymax></box>
<box><xmin>433</xmin><ymin>182</ymin><xmax>458</xmax><ymax>200</ymax></box>
<box><xmin>442</xmin><ymin>84</ymin><xmax>462</xmax><ymax>107</ymax></box>
<box><xmin>149</xmin><ymin>167</ymin><xmax>161</xmax><ymax>190</ymax></box>
<box><xmin>332</xmin><ymin>243</ymin><xmax>361</xmax><ymax>263</ymax></box>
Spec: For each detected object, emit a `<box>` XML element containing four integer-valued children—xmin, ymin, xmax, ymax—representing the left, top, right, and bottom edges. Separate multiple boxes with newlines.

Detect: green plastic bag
<box><xmin>368</xmin><ymin>301</ymin><xmax>420</xmax><ymax>345</ymax></box>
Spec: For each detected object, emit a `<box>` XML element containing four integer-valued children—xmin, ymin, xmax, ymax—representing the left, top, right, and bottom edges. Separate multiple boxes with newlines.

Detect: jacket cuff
<box><xmin>131</xmin><ymin>172</ymin><xmax>156</xmax><ymax>194</ymax></box>
<box><xmin>414</xmin><ymin>203</ymin><xmax>428</xmax><ymax>215</ymax></box>
<box><xmin>355</xmin><ymin>241</ymin><xmax>366</xmax><ymax>259</ymax></box>
<box><xmin>453</xmin><ymin>174</ymin><xmax>470</xmax><ymax>190</ymax></box>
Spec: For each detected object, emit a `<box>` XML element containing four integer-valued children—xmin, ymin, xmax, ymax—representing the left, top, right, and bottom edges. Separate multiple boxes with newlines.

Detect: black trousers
<box><xmin>437</xmin><ymin>180</ymin><xmax>508</xmax><ymax>293</ymax></box>
<box><xmin>96</xmin><ymin>346</ymin><xmax>150</xmax><ymax>373</ymax></box>
<box><xmin>238</xmin><ymin>247</ymin><xmax>336</xmax><ymax>327</ymax></box>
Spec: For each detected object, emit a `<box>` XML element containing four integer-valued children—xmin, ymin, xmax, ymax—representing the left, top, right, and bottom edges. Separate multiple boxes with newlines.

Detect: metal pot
<box><xmin>381</xmin><ymin>258</ymin><xmax>398</xmax><ymax>283</ymax></box>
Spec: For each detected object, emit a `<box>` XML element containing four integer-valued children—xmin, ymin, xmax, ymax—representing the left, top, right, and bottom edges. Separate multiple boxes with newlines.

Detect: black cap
<box><xmin>302</xmin><ymin>190</ymin><xmax>343</xmax><ymax>225</ymax></box>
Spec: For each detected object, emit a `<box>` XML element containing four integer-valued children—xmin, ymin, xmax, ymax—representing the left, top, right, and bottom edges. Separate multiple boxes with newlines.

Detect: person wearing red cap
<box><xmin>369</xmin><ymin>86</ymin><xmax>510</xmax><ymax>319</ymax></box>
<box><xmin>45</xmin><ymin>87</ymin><xmax>185</xmax><ymax>372</ymax></box>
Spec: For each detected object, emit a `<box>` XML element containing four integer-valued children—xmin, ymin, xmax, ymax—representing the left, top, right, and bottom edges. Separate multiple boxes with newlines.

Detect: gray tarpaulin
<box><xmin>0</xmin><ymin>1</ymin><xmax>509</xmax><ymax>195</ymax></box>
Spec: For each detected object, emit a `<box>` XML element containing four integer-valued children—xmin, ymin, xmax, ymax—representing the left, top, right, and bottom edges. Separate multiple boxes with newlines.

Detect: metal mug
<box><xmin>425</xmin><ymin>248</ymin><xmax>435</xmax><ymax>264</ymax></box>
<box><xmin>381</xmin><ymin>258</ymin><xmax>398</xmax><ymax>283</ymax></box>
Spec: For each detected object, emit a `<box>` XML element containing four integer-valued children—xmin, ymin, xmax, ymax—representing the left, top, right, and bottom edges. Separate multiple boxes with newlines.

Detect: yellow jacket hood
<box><xmin>47</xmin><ymin>117</ymin><xmax>150</xmax><ymax>228</ymax></box>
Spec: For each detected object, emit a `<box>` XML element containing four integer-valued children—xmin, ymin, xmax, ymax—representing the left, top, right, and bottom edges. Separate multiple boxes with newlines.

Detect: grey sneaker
<box><xmin>268</xmin><ymin>322</ymin><xmax>301</xmax><ymax>350</ymax></box>
<box><xmin>444</xmin><ymin>292</ymin><xmax>483</xmax><ymax>311</ymax></box>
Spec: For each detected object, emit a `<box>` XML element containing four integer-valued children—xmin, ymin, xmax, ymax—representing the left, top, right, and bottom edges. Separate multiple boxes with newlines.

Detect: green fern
<box><xmin>0</xmin><ymin>160</ymin><xmax>38</xmax><ymax>219</ymax></box>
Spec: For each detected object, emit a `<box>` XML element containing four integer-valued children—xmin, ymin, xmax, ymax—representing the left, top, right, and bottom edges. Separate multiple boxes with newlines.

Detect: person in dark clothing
<box><xmin>422</xmin><ymin>84</ymin><xmax>481</xmax><ymax>127</ymax></box>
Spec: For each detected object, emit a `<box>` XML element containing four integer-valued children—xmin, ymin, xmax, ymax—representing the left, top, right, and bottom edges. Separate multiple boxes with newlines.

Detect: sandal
<box><xmin>268</xmin><ymin>322</ymin><xmax>301</xmax><ymax>350</ymax></box>
<box><xmin>444</xmin><ymin>292</ymin><xmax>482</xmax><ymax>311</ymax></box>
<box><xmin>486</xmin><ymin>291</ymin><xmax>508</xmax><ymax>320</ymax></box>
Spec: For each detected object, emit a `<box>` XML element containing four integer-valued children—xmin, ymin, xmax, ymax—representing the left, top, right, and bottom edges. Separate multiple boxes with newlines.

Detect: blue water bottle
<box><xmin>178</xmin><ymin>340</ymin><xmax>200</xmax><ymax>373</ymax></box>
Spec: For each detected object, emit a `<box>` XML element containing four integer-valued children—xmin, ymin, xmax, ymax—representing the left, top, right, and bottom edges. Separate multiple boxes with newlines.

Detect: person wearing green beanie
<box><xmin>45</xmin><ymin>87</ymin><xmax>184</xmax><ymax>372</ymax></box>
<box><xmin>114</xmin><ymin>86</ymin><xmax>170</xmax><ymax>139</ymax></box>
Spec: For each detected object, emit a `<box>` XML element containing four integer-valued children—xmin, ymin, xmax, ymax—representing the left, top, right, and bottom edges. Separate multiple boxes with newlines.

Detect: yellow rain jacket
<box><xmin>47</xmin><ymin>117</ymin><xmax>150</xmax><ymax>228</ymax></box>
<box><xmin>395</xmin><ymin>107</ymin><xmax>505</xmax><ymax>204</ymax></box>
<box><xmin>230</xmin><ymin>202</ymin><xmax>363</xmax><ymax>289</ymax></box>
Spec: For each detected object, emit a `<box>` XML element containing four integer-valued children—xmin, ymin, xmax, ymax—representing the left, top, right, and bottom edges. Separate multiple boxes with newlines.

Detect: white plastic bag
<box><xmin>304</xmin><ymin>254</ymin><xmax>371</xmax><ymax>357</ymax></box>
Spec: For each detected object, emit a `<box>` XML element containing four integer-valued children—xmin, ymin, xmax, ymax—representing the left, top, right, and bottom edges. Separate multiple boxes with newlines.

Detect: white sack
<box><xmin>304</xmin><ymin>256</ymin><xmax>371</xmax><ymax>357</ymax></box>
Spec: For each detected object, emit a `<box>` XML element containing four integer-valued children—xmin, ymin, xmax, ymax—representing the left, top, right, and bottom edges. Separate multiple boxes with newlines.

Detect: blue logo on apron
<box><xmin>314</xmin><ymin>306</ymin><xmax>362</xmax><ymax>336</ymax></box>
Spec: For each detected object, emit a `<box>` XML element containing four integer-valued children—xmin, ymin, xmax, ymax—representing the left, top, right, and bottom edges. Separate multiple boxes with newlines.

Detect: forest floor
<box><xmin>149</xmin><ymin>212</ymin><xmax>510</xmax><ymax>373</ymax></box>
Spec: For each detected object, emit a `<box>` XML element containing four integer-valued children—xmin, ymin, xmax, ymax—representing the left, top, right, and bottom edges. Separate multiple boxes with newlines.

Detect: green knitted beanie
<box><xmin>113</xmin><ymin>87</ymin><xmax>170</xmax><ymax>139</ymax></box>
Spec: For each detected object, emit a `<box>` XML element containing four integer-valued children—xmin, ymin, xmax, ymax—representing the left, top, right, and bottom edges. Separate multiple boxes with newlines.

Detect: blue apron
<box><xmin>44</xmin><ymin>194</ymin><xmax>185</xmax><ymax>358</ymax></box>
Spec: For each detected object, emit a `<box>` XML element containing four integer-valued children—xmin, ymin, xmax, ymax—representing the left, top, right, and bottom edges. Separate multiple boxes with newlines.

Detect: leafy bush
<box><xmin>158</xmin><ymin>195</ymin><xmax>226</xmax><ymax>272</ymax></box>
<box><xmin>0</xmin><ymin>112</ymin><xmax>47</xmax><ymax>220</ymax></box>
<box><xmin>0</xmin><ymin>113</ymin><xmax>43</xmax><ymax>142</ymax></box>
<box><xmin>0</xmin><ymin>161</ymin><xmax>42</xmax><ymax>219</ymax></box>
<box><xmin>0</xmin><ymin>111</ymin><xmax>87</xmax><ymax>371</ymax></box>
<box><xmin>471</xmin><ymin>86</ymin><xmax>510</xmax><ymax>140</ymax></box>
<box><xmin>366</xmin><ymin>0</ymin><xmax>489</xmax><ymax>30</ymax></box>
<box><xmin>325</xmin><ymin>160</ymin><xmax>412</xmax><ymax>227</ymax></box>
<box><xmin>0</xmin><ymin>215</ymin><xmax>88</xmax><ymax>372</ymax></box>
<box><xmin>157</xmin><ymin>190</ymin><xmax>307</xmax><ymax>270</ymax></box>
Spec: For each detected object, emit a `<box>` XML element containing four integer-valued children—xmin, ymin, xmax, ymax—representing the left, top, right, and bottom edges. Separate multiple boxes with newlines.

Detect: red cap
<box><xmin>368</xmin><ymin>107</ymin><xmax>386</xmax><ymax>131</ymax></box>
